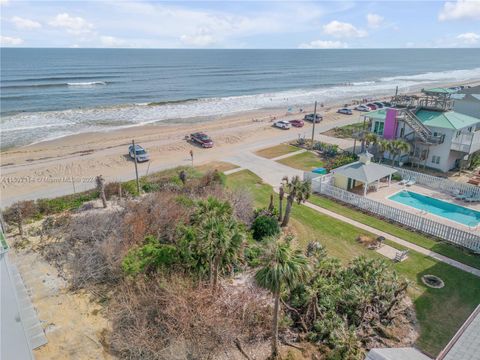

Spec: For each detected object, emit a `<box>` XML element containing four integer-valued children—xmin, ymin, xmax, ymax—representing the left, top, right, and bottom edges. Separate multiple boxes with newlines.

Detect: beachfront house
<box><xmin>365</xmin><ymin>87</ymin><xmax>480</xmax><ymax>172</ymax></box>
<box><xmin>453</xmin><ymin>85</ymin><xmax>480</xmax><ymax>119</ymax></box>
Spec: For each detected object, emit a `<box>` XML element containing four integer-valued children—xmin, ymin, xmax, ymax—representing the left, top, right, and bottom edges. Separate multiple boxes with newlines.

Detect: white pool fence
<box><xmin>307</xmin><ymin>172</ymin><xmax>480</xmax><ymax>253</ymax></box>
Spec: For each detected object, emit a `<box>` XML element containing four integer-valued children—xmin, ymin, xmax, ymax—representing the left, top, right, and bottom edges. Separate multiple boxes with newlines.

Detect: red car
<box><xmin>190</xmin><ymin>132</ymin><xmax>214</xmax><ymax>148</ymax></box>
<box><xmin>289</xmin><ymin>119</ymin><xmax>304</xmax><ymax>127</ymax></box>
<box><xmin>366</xmin><ymin>103</ymin><xmax>377</xmax><ymax>110</ymax></box>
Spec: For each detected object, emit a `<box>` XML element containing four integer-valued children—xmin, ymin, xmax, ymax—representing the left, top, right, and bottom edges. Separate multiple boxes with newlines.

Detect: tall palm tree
<box><xmin>388</xmin><ymin>140</ymin><xmax>410</xmax><ymax>166</ymax></box>
<box><xmin>278</xmin><ymin>185</ymin><xmax>285</xmax><ymax>222</ymax></box>
<box><xmin>281</xmin><ymin>176</ymin><xmax>311</xmax><ymax>227</ymax></box>
<box><xmin>255</xmin><ymin>238</ymin><xmax>309</xmax><ymax>359</ymax></box>
<box><xmin>376</xmin><ymin>139</ymin><xmax>390</xmax><ymax>164</ymax></box>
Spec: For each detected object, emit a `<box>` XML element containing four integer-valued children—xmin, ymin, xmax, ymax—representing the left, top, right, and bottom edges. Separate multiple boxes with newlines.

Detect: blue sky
<box><xmin>1</xmin><ymin>0</ymin><xmax>479</xmax><ymax>48</ymax></box>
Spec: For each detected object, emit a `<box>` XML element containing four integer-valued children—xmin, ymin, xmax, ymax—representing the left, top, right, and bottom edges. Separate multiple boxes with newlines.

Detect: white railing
<box><xmin>311</xmin><ymin>176</ymin><xmax>480</xmax><ymax>253</ymax></box>
<box><xmin>394</xmin><ymin>167</ymin><xmax>480</xmax><ymax>198</ymax></box>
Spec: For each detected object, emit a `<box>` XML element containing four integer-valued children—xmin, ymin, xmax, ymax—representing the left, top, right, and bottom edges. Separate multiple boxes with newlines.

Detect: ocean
<box><xmin>1</xmin><ymin>48</ymin><xmax>480</xmax><ymax>150</ymax></box>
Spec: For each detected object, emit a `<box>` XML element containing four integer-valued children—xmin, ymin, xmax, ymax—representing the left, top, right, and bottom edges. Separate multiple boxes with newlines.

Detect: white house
<box><xmin>366</xmin><ymin>88</ymin><xmax>480</xmax><ymax>172</ymax></box>
<box><xmin>453</xmin><ymin>85</ymin><xmax>480</xmax><ymax>119</ymax></box>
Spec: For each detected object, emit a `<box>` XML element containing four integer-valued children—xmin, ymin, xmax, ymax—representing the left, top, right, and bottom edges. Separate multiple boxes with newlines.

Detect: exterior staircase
<box><xmin>399</xmin><ymin>108</ymin><xmax>444</xmax><ymax>145</ymax></box>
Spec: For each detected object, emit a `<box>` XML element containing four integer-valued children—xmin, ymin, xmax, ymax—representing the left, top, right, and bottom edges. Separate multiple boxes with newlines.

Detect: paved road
<box><xmin>1</xmin><ymin>116</ymin><xmax>360</xmax><ymax>207</ymax></box>
<box><xmin>223</xmin><ymin>151</ymin><xmax>304</xmax><ymax>188</ymax></box>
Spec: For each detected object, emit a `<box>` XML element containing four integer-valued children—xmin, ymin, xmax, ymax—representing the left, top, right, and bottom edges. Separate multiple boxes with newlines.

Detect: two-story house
<box><xmin>366</xmin><ymin>88</ymin><xmax>480</xmax><ymax>172</ymax></box>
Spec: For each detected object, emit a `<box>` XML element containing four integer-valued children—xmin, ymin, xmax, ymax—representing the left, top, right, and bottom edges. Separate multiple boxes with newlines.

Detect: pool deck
<box><xmin>366</xmin><ymin>181</ymin><xmax>480</xmax><ymax>234</ymax></box>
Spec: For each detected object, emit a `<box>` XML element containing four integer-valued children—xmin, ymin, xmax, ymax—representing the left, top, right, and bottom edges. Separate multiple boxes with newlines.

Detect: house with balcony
<box><xmin>365</xmin><ymin>88</ymin><xmax>480</xmax><ymax>172</ymax></box>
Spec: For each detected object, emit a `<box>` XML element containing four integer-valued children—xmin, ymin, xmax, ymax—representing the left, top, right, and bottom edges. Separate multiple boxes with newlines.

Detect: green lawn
<box><xmin>277</xmin><ymin>151</ymin><xmax>325</xmax><ymax>172</ymax></box>
<box><xmin>255</xmin><ymin>144</ymin><xmax>300</xmax><ymax>159</ymax></box>
<box><xmin>226</xmin><ymin>170</ymin><xmax>480</xmax><ymax>357</ymax></box>
<box><xmin>308</xmin><ymin>194</ymin><xmax>480</xmax><ymax>270</ymax></box>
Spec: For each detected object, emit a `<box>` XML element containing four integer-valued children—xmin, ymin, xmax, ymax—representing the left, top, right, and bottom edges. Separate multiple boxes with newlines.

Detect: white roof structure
<box><xmin>332</xmin><ymin>152</ymin><xmax>397</xmax><ymax>184</ymax></box>
<box><xmin>438</xmin><ymin>305</ymin><xmax>480</xmax><ymax>360</ymax></box>
<box><xmin>366</xmin><ymin>347</ymin><xmax>431</xmax><ymax>360</ymax></box>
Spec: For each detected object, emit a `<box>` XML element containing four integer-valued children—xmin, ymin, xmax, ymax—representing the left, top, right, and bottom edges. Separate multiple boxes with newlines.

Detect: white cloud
<box><xmin>11</xmin><ymin>16</ymin><xmax>42</xmax><ymax>30</ymax></box>
<box><xmin>457</xmin><ymin>32</ymin><xmax>480</xmax><ymax>44</ymax></box>
<box><xmin>0</xmin><ymin>35</ymin><xmax>23</xmax><ymax>45</ymax></box>
<box><xmin>100</xmin><ymin>35</ymin><xmax>126</xmax><ymax>47</ymax></box>
<box><xmin>180</xmin><ymin>33</ymin><xmax>216</xmax><ymax>47</ymax></box>
<box><xmin>323</xmin><ymin>20</ymin><xmax>367</xmax><ymax>38</ymax></box>
<box><xmin>366</xmin><ymin>13</ymin><xmax>384</xmax><ymax>28</ymax></box>
<box><xmin>0</xmin><ymin>0</ymin><xmax>9</xmax><ymax>5</ymax></box>
<box><xmin>439</xmin><ymin>0</ymin><xmax>480</xmax><ymax>21</ymax></box>
<box><xmin>49</xmin><ymin>13</ymin><xmax>94</xmax><ymax>35</ymax></box>
<box><xmin>298</xmin><ymin>40</ymin><xmax>348</xmax><ymax>49</ymax></box>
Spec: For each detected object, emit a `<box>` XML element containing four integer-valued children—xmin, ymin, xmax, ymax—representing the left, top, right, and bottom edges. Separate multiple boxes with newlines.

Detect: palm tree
<box><xmin>278</xmin><ymin>185</ymin><xmax>285</xmax><ymax>222</ymax></box>
<box><xmin>281</xmin><ymin>176</ymin><xmax>311</xmax><ymax>227</ymax></box>
<box><xmin>255</xmin><ymin>238</ymin><xmax>309</xmax><ymax>359</ymax></box>
<box><xmin>388</xmin><ymin>140</ymin><xmax>410</xmax><ymax>166</ymax></box>
<box><xmin>96</xmin><ymin>175</ymin><xmax>107</xmax><ymax>208</ymax></box>
<box><xmin>191</xmin><ymin>197</ymin><xmax>244</xmax><ymax>292</ymax></box>
<box><xmin>376</xmin><ymin>139</ymin><xmax>390</xmax><ymax>164</ymax></box>
<box><xmin>364</xmin><ymin>132</ymin><xmax>378</xmax><ymax>150</ymax></box>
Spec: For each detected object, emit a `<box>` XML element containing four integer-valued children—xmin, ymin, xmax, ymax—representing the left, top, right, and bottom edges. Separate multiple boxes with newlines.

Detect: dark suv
<box><xmin>190</xmin><ymin>132</ymin><xmax>214</xmax><ymax>148</ymax></box>
<box><xmin>303</xmin><ymin>113</ymin><xmax>322</xmax><ymax>123</ymax></box>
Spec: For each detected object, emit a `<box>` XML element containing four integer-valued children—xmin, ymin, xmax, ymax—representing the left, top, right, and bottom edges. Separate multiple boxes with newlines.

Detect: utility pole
<box><xmin>310</xmin><ymin>101</ymin><xmax>317</xmax><ymax>149</ymax></box>
<box><xmin>132</xmin><ymin>139</ymin><xmax>140</xmax><ymax>194</ymax></box>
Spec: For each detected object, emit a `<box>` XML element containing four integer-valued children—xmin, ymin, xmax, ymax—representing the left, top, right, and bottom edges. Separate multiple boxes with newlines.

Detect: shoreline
<box><xmin>3</xmin><ymin>76</ymin><xmax>480</xmax><ymax>152</ymax></box>
<box><xmin>1</xmin><ymin>79</ymin><xmax>479</xmax><ymax>207</ymax></box>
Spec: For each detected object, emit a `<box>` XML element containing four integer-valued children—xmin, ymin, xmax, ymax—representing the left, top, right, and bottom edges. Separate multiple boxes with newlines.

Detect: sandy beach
<box><xmin>1</xmin><ymin>81</ymin><xmax>478</xmax><ymax>207</ymax></box>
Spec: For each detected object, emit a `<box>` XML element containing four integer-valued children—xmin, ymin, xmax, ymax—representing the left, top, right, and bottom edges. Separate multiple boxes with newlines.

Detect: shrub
<box><xmin>251</xmin><ymin>215</ymin><xmax>280</xmax><ymax>240</ymax></box>
<box><xmin>36</xmin><ymin>190</ymin><xmax>98</xmax><ymax>215</ymax></box>
<box><xmin>122</xmin><ymin>236</ymin><xmax>179</xmax><ymax>275</ymax></box>
<box><xmin>325</xmin><ymin>153</ymin><xmax>358</xmax><ymax>170</ymax></box>
<box><xmin>3</xmin><ymin>200</ymin><xmax>39</xmax><ymax>226</ymax></box>
<box><xmin>121</xmin><ymin>180</ymin><xmax>139</xmax><ymax>196</ymax></box>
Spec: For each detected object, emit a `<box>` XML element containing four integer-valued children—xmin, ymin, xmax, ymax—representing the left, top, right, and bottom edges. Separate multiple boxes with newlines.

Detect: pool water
<box><xmin>388</xmin><ymin>190</ymin><xmax>480</xmax><ymax>227</ymax></box>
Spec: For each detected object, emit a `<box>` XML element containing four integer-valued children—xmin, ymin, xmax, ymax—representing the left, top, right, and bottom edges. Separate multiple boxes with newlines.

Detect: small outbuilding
<box><xmin>331</xmin><ymin>152</ymin><xmax>397</xmax><ymax>196</ymax></box>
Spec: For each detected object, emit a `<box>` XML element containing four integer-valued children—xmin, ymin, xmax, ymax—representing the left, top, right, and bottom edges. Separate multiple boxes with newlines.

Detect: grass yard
<box><xmin>277</xmin><ymin>151</ymin><xmax>325</xmax><ymax>172</ymax></box>
<box><xmin>255</xmin><ymin>144</ymin><xmax>300</xmax><ymax>159</ymax></box>
<box><xmin>226</xmin><ymin>170</ymin><xmax>480</xmax><ymax>357</ymax></box>
<box><xmin>308</xmin><ymin>194</ymin><xmax>480</xmax><ymax>270</ymax></box>
<box><xmin>196</xmin><ymin>161</ymin><xmax>239</xmax><ymax>173</ymax></box>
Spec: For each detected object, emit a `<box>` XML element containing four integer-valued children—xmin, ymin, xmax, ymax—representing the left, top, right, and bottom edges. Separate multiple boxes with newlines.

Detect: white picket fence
<box><xmin>311</xmin><ymin>174</ymin><xmax>480</xmax><ymax>253</ymax></box>
<box><xmin>394</xmin><ymin>167</ymin><xmax>480</xmax><ymax>198</ymax></box>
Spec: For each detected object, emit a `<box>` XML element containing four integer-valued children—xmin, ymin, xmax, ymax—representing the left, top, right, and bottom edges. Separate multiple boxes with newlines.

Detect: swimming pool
<box><xmin>388</xmin><ymin>190</ymin><xmax>480</xmax><ymax>227</ymax></box>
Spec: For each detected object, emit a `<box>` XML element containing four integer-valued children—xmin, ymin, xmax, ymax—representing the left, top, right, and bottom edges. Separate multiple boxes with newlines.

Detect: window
<box><xmin>468</xmin><ymin>127</ymin><xmax>473</xmax><ymax>132</ymax></box>
<box><xmin>374</xmin><ymin>121</ymin><xmax>384</xmax><ymax>135</ymax></box>
<box><xmin>456</xmin><ymin>131</ymin><xmax>461</xmax><ymax>138</ymax></box>
<box><xmin>431</xmin><ymin>155</ymin><xmax>440</xmax><ymax>164</ymax></box>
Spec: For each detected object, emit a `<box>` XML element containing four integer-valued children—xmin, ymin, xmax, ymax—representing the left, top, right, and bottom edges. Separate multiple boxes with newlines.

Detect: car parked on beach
<box><xmin>337</xmin><ymin>108</ymin><xmax>353</xmax><ymax>115</ymax></box>
<box><xmin>273</xmin><ymin>120</ymin><xmax>291</xmax><ymax>129</ymax></box>
<box><xmin>128</xmin><ymin>144</ymin><xmax>150</xmax><ymax>162</ymax></box>
<box><xmin>355</xmin><ymin>105</ymin><xmax>370</xmax><ymax>112</ymax></box>
<box><xmin>303</xmin><ymin>113</ymin><xmax>322</xmax><ymax>123</ymax></box>
<box><xmin>366</xmin><ymin>103</ymin><xmax>378</xmax><ymax>110</ymax></box>
<box><xmin>289</xmin><ymin>119</ymin><xmax>304</xmax><ymax>127</ymax></box>
<box><xmin>373</xmin><ymin>102</ymin><xmax>385</xmax><ymax>108</ymax></box>
<box><xmin>190</xmin><ymin>132</ymin><xmax>214</xmax><ymax>148</ymax></box>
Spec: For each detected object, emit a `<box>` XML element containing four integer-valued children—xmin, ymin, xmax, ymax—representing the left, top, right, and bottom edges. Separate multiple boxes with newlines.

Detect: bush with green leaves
<box><xmin>122</xmin><ymin>235</ymin><xmax>179</xmax><ymax>275</ymax></box>
<box><xmin>251</xmin><ymin>215</ymin><xmax>280</xmax><ymax>241</ymax></box>
<box><xmin>325</xmin><ymin>152</ymin><xmax>358</xmax><ymax>170</ymax></box>
<box><xmin>286</xmin><ymin>255</ymin><xmax>409</xmax><ymax>358</ymax></box>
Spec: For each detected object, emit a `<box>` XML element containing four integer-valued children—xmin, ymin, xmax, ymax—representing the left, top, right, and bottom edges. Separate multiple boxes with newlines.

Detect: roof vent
<box><xmin>359</xmin><ymin>151</ymin><xmax>373</xmax><ymax>165</ymax></box>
